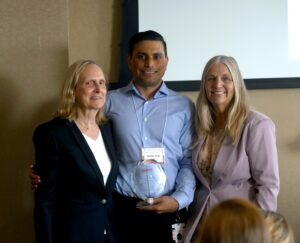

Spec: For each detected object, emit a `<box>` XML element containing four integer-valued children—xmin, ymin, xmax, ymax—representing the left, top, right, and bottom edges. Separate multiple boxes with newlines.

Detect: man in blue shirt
<box><xmin>108</xmin><ymin>30</ymin><xmax>196</xmax><ymax>243</ymax></box>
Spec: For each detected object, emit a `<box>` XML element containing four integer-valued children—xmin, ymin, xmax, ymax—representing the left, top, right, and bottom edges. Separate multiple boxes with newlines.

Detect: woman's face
<box><xmin>74</xmin><ymin>64</ymin><xmax>107</xmax><ymax>111</ymax></box>
<box><xmin>204</xmin><ymin>63</ymin><xmax>234</xmax><ymax>113</ymax></box>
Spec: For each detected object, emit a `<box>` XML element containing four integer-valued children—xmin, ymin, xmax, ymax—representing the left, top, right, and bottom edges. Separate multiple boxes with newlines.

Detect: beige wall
<box><xmin>0</xmin><ymin>1</ymin><xmax>298</xmax><ymax>242</ymax></box>
<box><xmin>0</xmin><ymin>1</ymin><xmax>119</xmax><ymax>242</ymax></box>
<box><xmin>68</xmin><ymin>0</ymin><xmax>120</xmax><ymax>81</ymax></box>
<box><xmin>0</xmin><ymin>0</ymin><xmax>68</xmax><ymax>242</ymax></box>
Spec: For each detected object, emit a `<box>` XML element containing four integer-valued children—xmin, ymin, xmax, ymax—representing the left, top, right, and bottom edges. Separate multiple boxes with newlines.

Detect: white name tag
<box><xmin>142</xmin><ymin>147</ymin><xmax>165</xmax><ymax>164</ymax></box>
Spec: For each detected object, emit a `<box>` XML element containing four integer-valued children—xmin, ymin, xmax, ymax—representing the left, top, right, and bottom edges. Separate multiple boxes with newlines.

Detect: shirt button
<box><xmin>101</xmin><ymin>199</ymin><xmax>107</xmax><ymax>204</ymax></box>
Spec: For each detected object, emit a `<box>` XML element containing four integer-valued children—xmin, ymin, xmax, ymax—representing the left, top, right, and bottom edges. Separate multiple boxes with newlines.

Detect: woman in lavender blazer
<box><xmin>184</xmin><ymin>55</ymin><xmax>279</xmax><ymax>243</ymax></box>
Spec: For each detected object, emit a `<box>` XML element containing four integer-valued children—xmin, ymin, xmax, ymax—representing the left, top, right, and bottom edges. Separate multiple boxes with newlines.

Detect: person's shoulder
<box><xmin>108</xmin><ymin>86</ymin><xmax>128</xmax><ymax>96</ymax></box>
<box><xmin>107</xmin><ymin>87</ymin><xmax>129</xmax><ymax>105</ymax></box>
<box><xmin>245</xmin><ymin>110</ymin><xmax>275</xmax><ymax>129</ymax></box>
<box><xmin>100</xmin><ymin>119</ymin><xmax>113</xmax><ymax>129</ymax></box>
<box><xmin>34</xmin><ymin>117</ymin><xmax>68</xmax><ymax>133</ymax></box>
<box><xmin>247</xmin><ymin>110</ymin><xmax>272</xmax><ymax>122</ymax></box>
<box><xmin>167</xmin><ymin>88</ymin><xmax>194</xmax><ymax>104</ymax></box>
<box><xmin>107</xmin><ymin>88</ymin><xmax>119</xmax><ymax>95</ymax></box>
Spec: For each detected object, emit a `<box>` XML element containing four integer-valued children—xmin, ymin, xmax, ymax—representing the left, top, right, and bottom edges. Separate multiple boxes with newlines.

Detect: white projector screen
<box><xmin>116</xmin><ymin>0</ymin><xmax>300</xmax><ymax>90</ymax></box>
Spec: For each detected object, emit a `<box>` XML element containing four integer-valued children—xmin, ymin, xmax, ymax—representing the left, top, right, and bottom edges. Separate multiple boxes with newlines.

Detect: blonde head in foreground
<box><xmin>196</xmin><ymin>198</ymin><xmax>270</xmax><ymax>243</ymax></box>
<box><xmin>264</xmin><ymin>211</ymin><xmax>295</xmax><ymax>243</ymax></box>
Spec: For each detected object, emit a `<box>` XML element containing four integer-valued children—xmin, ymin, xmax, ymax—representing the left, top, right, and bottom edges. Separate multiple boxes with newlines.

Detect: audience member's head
<box><xmin>195</xmin><ymin>198</ymin><xmax>270</xmax><ymax>243</ymax></box>
<box><xmin>264</xmin><ymin>211</ymin><xmax>295</xmax><ymax>243</ymax></box>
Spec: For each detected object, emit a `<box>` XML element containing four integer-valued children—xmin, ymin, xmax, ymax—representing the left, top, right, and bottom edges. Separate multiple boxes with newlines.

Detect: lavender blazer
<box><xmin>184</xmin><ymin>110</ymin><xmax>279</xmax><ymax>243</ymax></box>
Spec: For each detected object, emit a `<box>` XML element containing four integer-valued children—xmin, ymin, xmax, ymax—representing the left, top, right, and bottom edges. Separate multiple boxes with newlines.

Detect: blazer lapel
<box><xmin>68</xmin><ymin>120</ymin><xmax>105</xmax><ymax>186</ymax></box>
<box><xmin>211</xmin><ymin>135</ymin><xmax>235</xmax><ymax>187</ymax></box>
<box><xmin>99</xmin><ymin>122</ymin><xmax>118</xmax><ymax>190</ymax></box>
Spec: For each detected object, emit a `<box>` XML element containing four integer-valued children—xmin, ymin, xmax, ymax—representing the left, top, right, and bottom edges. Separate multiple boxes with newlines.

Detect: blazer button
<box><xmin>101</xmin><ymin>199</ymin><xmax>107</xmax><ymax>204</ymax></box>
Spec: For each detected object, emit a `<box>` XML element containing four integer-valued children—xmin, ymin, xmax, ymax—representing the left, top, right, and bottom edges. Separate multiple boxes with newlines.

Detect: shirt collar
<box><xmin>124</xmin><ymin>80</ymin><xmax>169</xmax><ymax>99</ymax></box>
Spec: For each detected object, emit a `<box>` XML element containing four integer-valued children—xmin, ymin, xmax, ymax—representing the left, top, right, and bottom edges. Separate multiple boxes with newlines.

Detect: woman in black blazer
<box><xmin>33</xmin><ymin>59</ymin><xmax>118</xmax><ymax>243</ymax></box>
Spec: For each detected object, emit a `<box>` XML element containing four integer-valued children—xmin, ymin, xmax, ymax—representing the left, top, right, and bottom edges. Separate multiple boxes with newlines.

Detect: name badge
<box><xmin>142</xmin><ymin>147</ymin><xmax>165</xmax><ymax>164</ymax></box>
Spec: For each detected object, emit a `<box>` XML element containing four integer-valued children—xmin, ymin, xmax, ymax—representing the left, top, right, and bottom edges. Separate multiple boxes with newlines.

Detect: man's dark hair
<box><xmin>128</xmin><ymin>30</ymin><xmax>168</xmax><ymax>57</ymax></box>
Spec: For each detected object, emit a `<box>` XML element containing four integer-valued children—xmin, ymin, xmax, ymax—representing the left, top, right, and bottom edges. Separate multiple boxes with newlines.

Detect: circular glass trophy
<box><xmin>131</xmin><ymin>161</ymin><xmax>167</xmax><ymax>199</ymax></box>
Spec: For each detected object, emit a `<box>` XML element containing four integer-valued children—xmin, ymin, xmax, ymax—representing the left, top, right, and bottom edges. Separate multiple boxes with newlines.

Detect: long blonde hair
<box><xmin>55</xmin><ymin>59</ymin><xmax>107</xmax><ymax>124</ymax></box>
<box><xmin>195</xmin><ymin>55</ymin><xmax>249</xmax><ymax>145</ymax></box>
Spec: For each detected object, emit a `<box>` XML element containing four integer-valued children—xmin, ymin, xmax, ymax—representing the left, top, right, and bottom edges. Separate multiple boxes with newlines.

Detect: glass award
<box><xmin>131</xmin><ymin>160</ymin><xmax>167</xmax><ymax>199</ymax></box>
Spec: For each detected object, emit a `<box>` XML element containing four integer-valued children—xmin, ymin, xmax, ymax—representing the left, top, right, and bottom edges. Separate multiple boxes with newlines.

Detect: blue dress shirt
<box><xmin>105</xmin><ymin>82</ymin><xmax>196</xmax><ymax>209</ymax></box>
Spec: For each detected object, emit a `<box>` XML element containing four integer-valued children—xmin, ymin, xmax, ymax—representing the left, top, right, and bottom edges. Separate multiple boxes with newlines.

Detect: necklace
<box><xmin>75</xmin><ymin>119</ymin><xmax>98</xmax><ymax>131</ymax></box>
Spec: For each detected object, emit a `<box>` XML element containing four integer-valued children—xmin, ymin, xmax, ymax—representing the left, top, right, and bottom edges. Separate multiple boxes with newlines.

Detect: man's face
<box><xmin>127</xmin><ymin>40</ymin><xmax>169</xmax><ymax>89</ymax></box>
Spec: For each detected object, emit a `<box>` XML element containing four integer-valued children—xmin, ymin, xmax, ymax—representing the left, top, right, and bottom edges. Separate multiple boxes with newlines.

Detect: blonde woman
<box><xmin>184</xmin><ymin>55</ymin><xmax>279</xmax><ymax>242</ymax></box>
<box><xmin>33</xmin><ymin>60</ymin><xmax>118</xmax><ymax>243</ymax></box>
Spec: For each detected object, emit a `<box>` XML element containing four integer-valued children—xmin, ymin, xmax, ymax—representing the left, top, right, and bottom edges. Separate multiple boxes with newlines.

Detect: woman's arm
<box><xmin>247</xmin><ymin>117</ymin><xmax>280</xmax><ymax>211</ymax></box>
<box><xmin>33</xmin><ymin>124</ymin><xmax>61</xmax><ymax>243</ymax></box>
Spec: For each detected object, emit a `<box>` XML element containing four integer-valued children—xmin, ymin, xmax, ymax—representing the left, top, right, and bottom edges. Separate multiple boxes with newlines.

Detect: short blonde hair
<box><xmin>264</xmin><ymin>211</ymin><xmax>295</xmax><ymax>243</ymax></box>
<box><xmin>196</xmin><ymin>198</ymin><xmax>270</xmax><ymax>243</ymax></box>
<box><xmin>55</xmin><ymin>59</ymin><xmax>107</xmax><ymax>124</ymax></box>
<box><xmin>195</xmin><ymin>55</ymin><xmax>249</xmax><ymax>145</ymax></box>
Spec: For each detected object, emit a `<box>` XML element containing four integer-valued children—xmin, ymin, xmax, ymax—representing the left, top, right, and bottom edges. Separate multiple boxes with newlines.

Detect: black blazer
<box><xmin>33</xmin><ymin>118</ymin><xmax>119</xmax><ymax>243</ymax></box>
